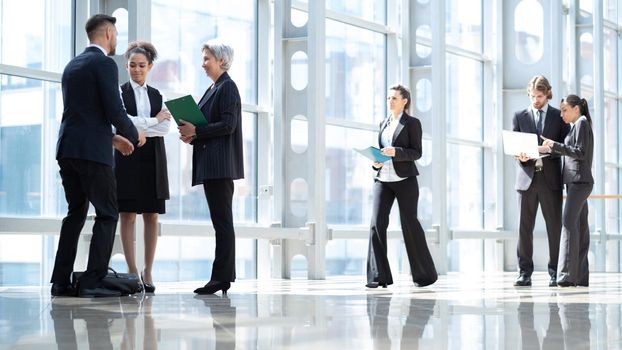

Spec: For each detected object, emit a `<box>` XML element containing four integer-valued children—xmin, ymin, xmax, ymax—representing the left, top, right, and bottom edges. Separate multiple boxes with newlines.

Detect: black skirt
<box><xmin>117</xmin><ymin>137</ymin><xmax>166</xmax><ymax>214</ymax></box>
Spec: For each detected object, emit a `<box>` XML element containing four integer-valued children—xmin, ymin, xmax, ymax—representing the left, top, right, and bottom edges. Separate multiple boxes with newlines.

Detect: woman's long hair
<box><xmin>561</xmin><ymin>94</ymin><xmax>592</xmax><ymax>125</ymax></box>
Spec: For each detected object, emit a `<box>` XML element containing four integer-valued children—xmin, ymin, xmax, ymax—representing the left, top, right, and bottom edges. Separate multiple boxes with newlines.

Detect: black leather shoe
<box><xmin>557</xmin><ymin>281</ymin><xmax>576</xmax><ymax>287</ymax></box>
<box><xmin>194</xmin><ymin>281</ymin><xmax>231</xmax><ymax>295</ymax></box>
<box><xmin>141</xmin><ymin>273</ymin><xmax>156</xmax><ymax>293</ymax></box>
<box><xmin>79</xmin><ymin>287</ymin><xmax>122</xmax><ymax>298</ymax></box>
<box><xmin>549</xmin><ymin>276</ymin><xmax>557</xmax><ymax>287</ymax></box>
<box><xmin>514</xmin><ymin>275</ymin><xmax>532</xmax><ymax>286</ymax></box>
<box><xmin>51</xmin><ymin>283</ymin><xmax>77</xmax><ymax>297</ymax></box>
<box><xmin>365</xmin><ymin>282</ymin><xmax>388</xmax><ymax>289</ymax></box>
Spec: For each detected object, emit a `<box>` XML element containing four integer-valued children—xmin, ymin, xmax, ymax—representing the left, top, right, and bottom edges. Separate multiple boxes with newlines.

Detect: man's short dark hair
<box><xmin>85</xmin><ymin>14</ymin><xmax>116</xmax><ymax>39</ymax></box>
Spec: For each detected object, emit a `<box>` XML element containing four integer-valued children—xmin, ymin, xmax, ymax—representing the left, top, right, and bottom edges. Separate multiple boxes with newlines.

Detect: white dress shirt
<box><xmin>124</xmin><ymin>80</ymin><xmax>171</xmax><ymax>137</ymax></box>
<box><xmin>376</xmin><ymin>114</ymin><xmax>407</xmax><ymax>182</ymax></box>
<box><xmin>530</xmin><ymin>103</ymin><xmax>548</xmax><ymax>168</ymax></box>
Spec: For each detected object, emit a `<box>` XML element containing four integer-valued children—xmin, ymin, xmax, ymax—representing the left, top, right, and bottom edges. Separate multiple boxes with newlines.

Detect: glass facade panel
<box><xmin>325</xmin><ymin>125</ymin><xmax>400</xmax><ymax>227</ymax></box>
<box><xmin>0</xmin><ymin>79</ymin><xmax>63</xmax><ymax>216</ymax></box>
<box><xmin>447</xmin><ymin>144</ymin><xmax>483</xmax><ymax>229</ymax></box>
<box><xmin>325</xmin><ymin>19</ymin><xmax>386</xmax><ymax>125</ymax></box>
<box><xmin>446</xmin><ymin>54</ymin><xmax>483</xmax><ymax>142</ymax></box>
<box><xmin>514</xmin><ymin>0</ymin><xmax>544</xmax><ymax>64</ymax></box>
<box><xmin>326</xmin><ymin>0</ymin><xmax>386</xmax><ymax>24</ymax></box>
<box><xmin>445</xmin><ymin>0</ymin><xmax>482</xmax><ymax>53</ymax></box>
<box><xmin>151</xmin><ymin>0</ymin><xmax>257</xmax><ymax>104</ymax></box>
<box><xmin>604</xmin><ymin>29</ymin><xmax>617</xmax><ymax>92</ymax></box>
<box><xmin>605</xmin><ymin>97</ymin><xmax>617</xmax><ymax>163</ymax></box>
<box><xmin>0</xmin><ymin>0</ymin><xmax>71</xmax><ymax>72</ymax></box>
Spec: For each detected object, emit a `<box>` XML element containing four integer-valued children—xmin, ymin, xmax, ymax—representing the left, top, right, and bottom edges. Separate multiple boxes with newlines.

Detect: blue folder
<box><xmin>354</xmin><ymin>146</ymin><xmax>391</xmax><ymax>163</ymax></box>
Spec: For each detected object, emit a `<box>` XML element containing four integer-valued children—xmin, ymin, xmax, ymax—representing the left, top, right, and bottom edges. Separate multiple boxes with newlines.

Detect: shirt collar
<box><xmin>387</xmin><ymin>112</ymin><xmax>403</xmax><ymax>126</ymax></box>
<box><xmin>88</xmin><ymin>43</ymin><xmax>108</xmax><ymax>56</ymax></box>
<box><xmin>530</xmin><ymin>103</ymin><xmax>549</xmax><ymax>115</ymax></box>
<box><xmin>129</xmin><ymin>79</ymin><xmax>147</xmax><ymax>90</ymax></box>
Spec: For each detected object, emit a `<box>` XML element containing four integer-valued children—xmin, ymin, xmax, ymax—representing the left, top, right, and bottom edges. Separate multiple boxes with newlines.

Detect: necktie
<box><xmin>536</xmin><ymin>109</ymin><xmax>543</xmax><ymax>137</ymax></box>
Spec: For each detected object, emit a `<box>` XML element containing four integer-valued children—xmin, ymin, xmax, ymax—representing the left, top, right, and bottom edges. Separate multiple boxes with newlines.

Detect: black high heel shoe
<box><xmin>194</xmin><ymin>281</ymin><xmax>231</xmax><ymax>295</ymax></box>
<box><xmin>365</xmin><ymin>282</ymin><xmax>388</xmax><ymax>289</ymax></box>
<box><xmin>141</xmin><ymin>273</ymin><xmax>156</xmax><ymax>293</ymax></box>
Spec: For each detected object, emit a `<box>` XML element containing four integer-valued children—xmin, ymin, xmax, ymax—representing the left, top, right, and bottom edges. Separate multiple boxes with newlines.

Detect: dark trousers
<box><xmin>516</xmin><ymin>171</ymin><xmax>563</xmax><ymax>277</ymax></box>
<box><xmin>367</xmin><ymin>176</ymin><xmax>437</xmax><ymax>286</ymax></box>
<box><xmin>50</xmin><ymin>158</ymin><xmax>119</xmax><ymax>289</ymax></box>
<box><xmin>203</xmin><ymin>179</ymin><xmax>236</xmax><ymax>282</ymax></box>
<box><xmin>557</xmin><ymin>183</ymin><xmax>592</xmax><ymax>286</ymax></box>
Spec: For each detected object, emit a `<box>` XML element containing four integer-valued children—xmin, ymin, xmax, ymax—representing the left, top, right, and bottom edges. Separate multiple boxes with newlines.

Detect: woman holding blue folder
<box><xmin>178</xmin><ymin>40</ymin><xmax>244</xmax><ymax>295</ymax></box>
<box><xmin>115</xmin><ymin>41</ymin><xmax>171</xmax><ymax>293</ymax></box>
<box><xmin>366</xmin><ymin>84</ymin><xmax>437</xmax><ymax>289</ymax></box>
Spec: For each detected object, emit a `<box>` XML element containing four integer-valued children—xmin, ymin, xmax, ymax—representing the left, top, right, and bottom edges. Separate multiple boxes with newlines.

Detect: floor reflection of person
<box><xmin>366</xmin><ymin>295</ymin><xmax>435</xmax><ymax>349</ymax></box>
<box><xmin>366</xmin><ymin>295</ymin><xmax>391</xmax><ymax>349</ymax></box>
<box><xmin>197</xmin><ymin>294</ymin><xmax>237</xmax><ymax>349</ymax></box>
<box><xmin>517</xmin><ymin>299</ymin><xmax>565</xmax><ymax>349</ymax></box>
<box><xmin>50</xmin><ymin>298</ymin><xmax>123</xmax><ymax>350</ymax></box>
<box><xmin>121</xmin><ymin>295</ymin><xmax>158</xmax><ymax>350</ymax></box>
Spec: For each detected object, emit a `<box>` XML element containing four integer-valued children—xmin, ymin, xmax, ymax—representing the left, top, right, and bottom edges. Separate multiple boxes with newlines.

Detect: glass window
<box><xmin>325</xmin><ymin>125</ymin><xmax>401</xmax><ymax>227</ymax></box>
<box><xmin>604</xmin><ymin>29</ymin><xmax>617</xmax><ymax>92</ymax></box>
<box><xmin>164</xmin><ymin>113</ymin><xmax>257</xmax><ymax>223</ymax></box>
<box><xmin>0</xmin><ymin>0</ymin><xmax>72</xmax><ymax>72</ymax></box>
<box><xmin>326</xmin><ymin>0</ymin><xmax>387</xmax><ymax>24</ymax></box>
<box><xmin>446</xmin><ymin>54</ymin><xmax>483</xmax><ymax>142</ymax></box>
<box><xmin>111</xmin><ymin>237</ymin><xmax>257</xmax><ymax>280</ymax></box>
<box><xmin>605</xmin><ymin>167</ymin><xmax>619</xmax><ymax>235</ymax></box>
<box><xmin>605</xmin><ymin>97</ymin><xmax>617</xmax><ymax>163</ymax></box>
<box><xmin>325</xmin><ymin>19</ymin><xmax>386</xmax><ymax>125</ymax></box>
<box><xmin>0</xmin><ymin>79</ymin><xmax>63</xmax><ymax>216</ymax></box>
<box><xmin>151</xmin><ymin>0</ymin><xmax>257</xmax><ymax>104</ymax></box>
<box><xmin>604</xmin><ymin>0</ymin><xmax>617</xmax><ymax>21</ymax></box>
<box><xmin>514</xmin><ymin>0</ymin><xmax>543</xmax><ymax>64</ymax></box>
<box><xmin>447</xmin><ymin>144</ymin><xmax>483</xmax><ymax>229</ymax></box>
<box><xmin>445</xmin><ymin>0</ymin><xmax>483</xmax><ymax>53</ymax></box>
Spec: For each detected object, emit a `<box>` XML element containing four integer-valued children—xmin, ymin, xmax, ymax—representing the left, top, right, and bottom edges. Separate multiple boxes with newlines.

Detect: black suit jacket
<box><xmin>56</xmin><ymin>46</ymin><xmax>138</xmax><ymax>167</ymax></box>
<box><xmin>551</xmin><ymin>116</ymin><xmax>594</xmax><ymax>184</ymax></box>
<box><xmin>115</xmin><ymin>82</ymin><xmax>170</xmax><ymax>199</ymax></box>
<box><xmin>191</xmin><ymin>72</ymin><xmax>244</xmax><ymax>185</ymax></box>
<box><xmin>512</xmin><ymin>106</ymin><xmax>570</xmax><ymax>191</ymax></box>
<box><xmin>376</xmin><ymin>112</ymin><xmax>422</xmax><ymax>178</ymax></box>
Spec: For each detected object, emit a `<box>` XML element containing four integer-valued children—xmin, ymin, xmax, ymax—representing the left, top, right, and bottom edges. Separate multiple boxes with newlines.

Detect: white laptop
<box><xmin>502</xmin><ymin>130</ymin><xmax>549</xmax><ymax>159</ymax></box>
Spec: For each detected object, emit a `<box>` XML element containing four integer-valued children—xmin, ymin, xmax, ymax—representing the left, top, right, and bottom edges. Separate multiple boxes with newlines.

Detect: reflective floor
<box><xmin>2</xmin><ymin>272</ymin><xmax>622</xmax><ymax>349</ymax></box>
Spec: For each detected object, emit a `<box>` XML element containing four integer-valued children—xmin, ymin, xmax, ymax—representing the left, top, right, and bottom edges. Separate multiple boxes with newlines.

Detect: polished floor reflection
<box><xmin>2</xmin><ymin>272</ymin><xmax>622</xmax><ymax>349</ymax></box>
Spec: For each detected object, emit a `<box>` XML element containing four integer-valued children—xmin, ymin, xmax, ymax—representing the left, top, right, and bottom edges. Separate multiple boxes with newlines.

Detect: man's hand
<box><xmin>514</xmin><ymin>152</ymin><xmax>531</xmax><ymax>162</ymax></box>
<box><xmin>137</xmin><ymin>130</ymin><xmax>147</xmax><ymax>147</ymax></box>
<box><xmin>373</xmin><ymin>162</ymin><xmax>384</xmax><ymax>169</ymax></box>
<box><xmin>113</xmin><ymin>135</ymin><xmax>134</xmax><ymax>156</ymax></box>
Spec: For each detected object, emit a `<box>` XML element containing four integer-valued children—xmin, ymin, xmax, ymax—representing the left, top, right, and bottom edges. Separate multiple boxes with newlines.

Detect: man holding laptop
<box><xmin>511</xmin><ymin>75</ymin><xmax>570</xmax><ymax>287</ymax></box>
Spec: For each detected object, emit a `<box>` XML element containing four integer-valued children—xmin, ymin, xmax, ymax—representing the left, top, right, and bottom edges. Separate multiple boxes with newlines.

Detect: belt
<box><xmin>534</xmin><ymin>166</ymin><xmax>543</xmax><ymax>172</ymax></box>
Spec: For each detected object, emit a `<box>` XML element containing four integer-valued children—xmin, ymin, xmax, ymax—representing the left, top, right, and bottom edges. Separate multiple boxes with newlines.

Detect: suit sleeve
<box><xmin>551</xmin><ymin>119</ymin><xmax>591</xmax><ymax>159</ymax></box>
<box><xmin>393</xmin><ymin>118</ymin><xmax>422</xmax><ymax>161</ymax></box>
<box><xmin>98</xmin><ymin>59</ymin><xmax>139</xmax><ymax>145</ymax></box>
<box><xmin>195</xmin><ymin>81</ymin><xmax>241</xmax><ymax>139</ymax></box>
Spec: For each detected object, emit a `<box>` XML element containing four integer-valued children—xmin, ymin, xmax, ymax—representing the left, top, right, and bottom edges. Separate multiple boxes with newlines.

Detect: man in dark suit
<box><xmin>50</xmin><ymin>14</ymin><xmax>145</xmax><ymax>298</ymax></box>
<box><xmin>512</xmin><ymin>75</ymin><xmax>570</xmax><ymax>287</ymax></box>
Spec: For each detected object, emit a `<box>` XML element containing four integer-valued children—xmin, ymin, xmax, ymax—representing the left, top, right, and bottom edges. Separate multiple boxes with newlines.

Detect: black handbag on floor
<box><xmin>72</xmin><ymin>267</ymin><xmax>143</xmax><ymax>295</ymax></box>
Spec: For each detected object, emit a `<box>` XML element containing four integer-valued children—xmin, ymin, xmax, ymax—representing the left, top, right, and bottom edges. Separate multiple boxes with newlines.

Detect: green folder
<box><xmin>164</xmin><ymin>95</ymin><xmax>207</xmax><ymax>126</ymax></box>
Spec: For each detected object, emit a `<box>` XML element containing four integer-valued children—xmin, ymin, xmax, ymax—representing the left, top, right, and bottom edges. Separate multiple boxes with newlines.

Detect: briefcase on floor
<box><xmin>72</xmin><ymin>267</ymin><xmax>143</xmax><ymax>296</ymax></box>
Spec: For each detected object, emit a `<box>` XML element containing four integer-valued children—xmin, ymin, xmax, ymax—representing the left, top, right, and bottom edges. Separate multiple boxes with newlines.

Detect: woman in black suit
<box><xmin>178</xmin><ymin>40</ymin><xmax>244</xmax><ymax>295</ymax></box>
<box><xmin>366</xmin><ymin>84</ymin><xmax>437</xmax><ymax>289</ymax></box>
<box><xmin>115</xmin><ymin>41</ymin><xmax>171</xmax><ymax>293</ymax></box>
<box><xmin>541</xmin><ymin>95</ymin><xmax>594</xmax><ymax>287</ymax></box>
